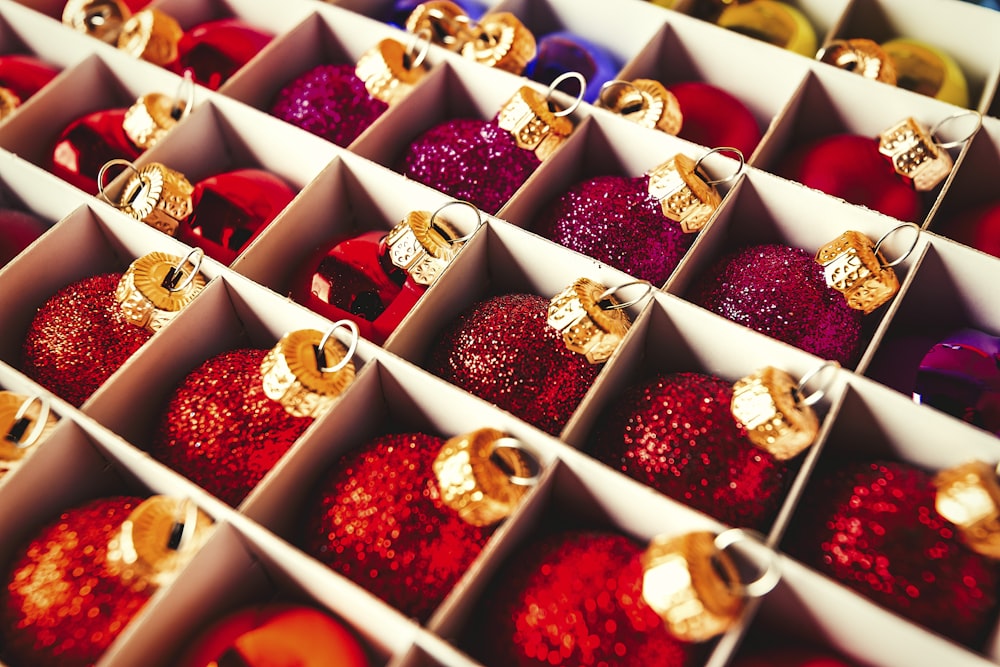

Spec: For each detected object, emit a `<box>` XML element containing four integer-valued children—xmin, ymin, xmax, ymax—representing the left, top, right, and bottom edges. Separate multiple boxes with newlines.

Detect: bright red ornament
<box><xmin>465</xmin><ymin>530</ymin><xmax>702</xmax><ymax>667</ymax></box>
<box><xmin>0</xmin><ymin>54</ymin><xmax>60</xmax><ymax>112</ymax></box>
<box><xmin>0</xmin><ymin>208</ymin><xmax>48</xmax><ymax>266</ymax></box>
<box><xmin>300</xmin><ymin>432</ymin><xmax>493</xmax><ymax>622</ymax></box>
<box><xmin>52</xmin><ymin>107</ymin><xmax>141</xmax><ymax>193</ymax></box>
<box><xmin>786</xmin><ymin>460</ymin><xmax>1000</xmax><ymax>646</ymax></box>
<box><xmin>669</xmin><ymin>81</ymin><xmax>762</xmax><ymax>157</ymax></box>
<box><xmin>732</xmin><ymin>647</ymin><xmax>857</xmax><ymax>666</ymax></box>
<box><xmin>171</xmin><ymin>19</ymin><xmax>272</xmax><ymax>90</ymax></box>
<box><xmin>178</xmin><ymin>604</ymin><xmax>370</xmax><ymax>667</ymax></box>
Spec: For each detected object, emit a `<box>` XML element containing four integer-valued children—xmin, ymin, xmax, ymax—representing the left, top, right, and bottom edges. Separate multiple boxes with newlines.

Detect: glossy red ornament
<box><xmin>51</xmin><ymin>108</ymin><xmax>142</xmax><ymax>193</ymax></box>
<box><xmin>0</xmin><ymin>207</ymin><xmax>48</xmax><ymax>266</ymax></box>
<box><xmin>786</xmin><ymin>460</ymin><xmax>1000</xmax><ymax>646</ymax></box>
<box><xmin>465</xmin><ymin>530</ymin><xmax>701</xmax><ymax>667</ymax></box>
<box><xmin>775</xmin><ymin>134</ymin><xmax>923</xmax><ymax>222</ymax></box>
<box><xmin>171</xmin><ymin>19</ymin><xmax>272</xmax><ymax>90</ymax></box>
<box><xmin>0</xmin><ymin>496</ymin><xmax>149</xmax><ymax>667</ymax></box>
<box><xmin>300</xmin><ymin>432</ymin><xmax>493</xmax><ymax>622</ymax></box>
<box><xmin>942</xmin><ymin>199</ymin><xmax>1000</xmax><ymax>259</ymax></box>
<box><xmin>178</xmin><ymin>604</ymin><xmax>370</xmax><ymax>667</ymax></box>
<box><xmin>0</xmin><ymin>54</ymin><xmax>60</xmax><ymax>111</ymax></box>
<box><xmin>732</xmin><ymin>647</ymin><xmax>857</xmax><ymax>667</ymax></box>
<box><xmin>427</xmin><ymin>293</ymin><xmax>602</xmax><ymax>435</ymax></box>
<box><xmin>669</xmin><ymin>81</ymin><xmax>762</xmax><ymax>158</ymax></box>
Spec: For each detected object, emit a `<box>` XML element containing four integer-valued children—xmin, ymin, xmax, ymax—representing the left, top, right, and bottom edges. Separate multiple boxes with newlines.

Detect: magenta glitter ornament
<box><xmin>693</xmin><ymin>244</ymin><xmax>864</xmax><ymax>366</ymax></box>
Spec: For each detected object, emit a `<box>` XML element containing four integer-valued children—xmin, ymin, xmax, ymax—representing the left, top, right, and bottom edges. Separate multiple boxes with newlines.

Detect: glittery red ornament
<box><xmin>693</xmin><ymin>244</ymin><xmax>864</xmax><ymax>366</ymax></box>
<box><xmin>150</xmin><ymin>348</ymin><xmax>313</xmax><ymax>507</ymax></box>
<box><xmin>786</xmin><ymin>460</ymin><xmax>1000</xmax><ymax>646</ymax></box>
<box><xmin>300</xmin><ymin>432</ymin><xmax>493</xmax><ymax>622</ymax></box>
<box><xmin>466</xmin><ymin>530</ymin><xmax>701</xmax><ymax>667</ymax></box>
<box><xmin>0</xmin><ymin>54</ymin><xmax>60</xmax><ymax>105</ymax></box>
<box><xmin>732</xmin><ymin>648</ymin><xmax>857</xmax><ymax>667</ymax></box>
<box><xmin>50</xmin><ymin>108</ymin><xmax>142</xmax><ymax>193</ymax></box>
<box><xmin>669</xmin><ymin>81</ymin><xmax>762</xmax><ymax>158</ymax></box>
<box><xmin>588</xmin><ymin>372</ymin><xmax>790</xmax><ymax>529</ymax></box>
<box><xmin>427</xmin><ymin>293</ymin><xmax>602</xmax><ymax>435</ymax></box>
<box><xmin>0</xmin><ymin>495</ymin><xmax>149</xmax><ymax>667</ymax></box>
<box><xmin>22</xmin><ymin>273</ymin><xmax>153</xmax><ymax>407</ymax></box>
<box><xmin>171</xmin><ymin>19</ymin><xmax>272</xmax><ymax>90</ymax></box>
<box><xmin>0</xmin><ymin>208</ymin><xmax>48</xmax><ymax>266</ymax></box>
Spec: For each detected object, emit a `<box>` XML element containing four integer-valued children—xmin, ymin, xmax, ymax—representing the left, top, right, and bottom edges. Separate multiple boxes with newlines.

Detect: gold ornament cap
<box><xmin>878</xmin><ymin>117</ymin><xmax>953</xmax><ymax>192</ymax></box>
<box><xmin>117</xmin><ymin>8</ymin><xmax>183</xmax><ymax>67</ymax></box>
<box><xmin>818</xmin><ymin>39</ymin><xmax>897</xmax><ymax>85</ymax></box>
<box><xmin>405</xmin><ymin>1</ymin><xmax>474</xmax><ymax>50</ymax></box>
<box><xmin>815</xmin><ymin>230</ymin><xmax>900</xmax><ymax>314</ymax></box>
<box><xmin>122</xmin><ymin>92</ymin><xmax>186</xmax><ymax>150</ymax></box>
<box><xmin>600</xmin><ymin>79</ymin><xmax>683</xmax><ymax>135</ymax></box>
<box><xmin>647</xmin><ymin>153</ymin><xmax>723</xmax><ymax>233</ymax></box>
<box><xmin>496</xmin><ymin>82</ymin><xmax>577</xmax><ymax>162</ymax></box>
<box><xmin>433</xmin><ymin>428</ymin><xmax>539</xmax><ymax>527</ymax></box>
<box><xmin>355</xmin><ymin>38</ymin><xmax>429</xmax><ymax>107</ymax></box>
<box><xmin>460</xmin><ymin>12</ymin><xmax>536</xmax><ymax>74</ymax></box>
<box><xmin>0</xmin><ymin>393</ymin><xmax>57</xmax><ymax>473</ymax></box>
<box><xmin>730</xmin><ymin>366</ymin><xmax>820</xmax><ymax>460</ymax></box>
<box><xmin>114</xmin><ymin>249</ymin><xmax>207</xmax><ymax>332</ymax></box>
<box><xmin>385</xmin><ymin>201</ymin><xmax>478</xmax><ymax>286</ymax></box>
<box><xmin>113</xmin><ymin>161</ymin><xmax>194</xmax><ymax>235</ymax></box>
<box><xmin>935</xmin><ymin>461</ymin><xmax>1000</xmax><ymax>559</ymax></box>
<box><xmin>547</xmin><ymin>278</ymin><xmax>633</xmax><ymax>364</ymax></box>
<box><xmin>63</xmin><ymin>0</ymin><xmax>131</xmax><ymax>44</ymax></box>
<box><xmin>259</xmin><ymin>325</ymin><xmax>358</xmax><ymax>419</ymax></box>
<box><xmin>0</xmin><ymin>87</ymin><xmax>21</xmax><ymax>121</ymax></box>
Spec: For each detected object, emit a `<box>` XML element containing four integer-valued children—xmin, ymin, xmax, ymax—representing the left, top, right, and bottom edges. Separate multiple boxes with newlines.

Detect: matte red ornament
<box><xmin>178</xmin><ymin>604</ymin><xmax>370</xmax><ymax>667</ymax></box>
<box><xmin>693</xmin><ymin>244</ymin><xmax>864</xmax><ymax>366</ymax></box>
<box><xmin>0</xmin><ymin>54</ymin><xmax>60</xmax><ymax>107</ymax></box>
<box><xmin>732</xmin><ymin>647</ymin><xmax>857</xmax><ymax>667</ymax></box>
<box><xmin>0</xmin><ymin>207</ymin><xmax>48</xmax><ymax>266</ymax></box>
<box><xmin>300</xmin><ymin>432</ymin><xmax>493</xmax><ymax>622</ymax></box>
<box><xmin>669</xmin><ymin>81</ymin><xmax>762</xmax><ymax>158</ymax></box>
<box><xmin>171</xmin><ymin>19</ymin><xmax>272</xmax><ymax>90</ymax></box>
<box><xmin>427</xmin><ymin>293</ymin><xmax>602</xmax><ymax>435</ymax></box>
<box><xmin>50</xmin><ymin>107</ymin><xmax>142</xmax><ymax>193</ymax></box>
<box><xmin>786</xmin><ymin>460</ymin><xmax>1000</xmax><ymax>646</ymax></box>
<box><xmin>588</xmin><ymin>372</ymin><xmax>790</xmax><ymax>529</ymax></box>
<box><xmin>22</xmin><ymin>273</ymin><xmax>152</xmax><ymax>407</ymax></box>
<box><xmin>0</xmin><ymin>496</ymin><xmax>149</xmax><ymax>667</ymax></box>
<box><xmin>465</xmin><ymin>530</ymin><xmax>701</xmax><ymax>667</ymax></box>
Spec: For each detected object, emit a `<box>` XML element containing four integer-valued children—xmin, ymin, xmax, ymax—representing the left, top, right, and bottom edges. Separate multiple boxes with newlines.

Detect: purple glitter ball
<box><xmin>399</xmin><ymin>117</ymin><xmax>541</xmax><ymax>215</ymax></box>
<box><xmin>269</xmin><ymin>64</ymin><xmax>387</xmax><ymax>147</ymax></box>
<box><xmin>693</xmin><ymin>244</ymin><xmax>864</xmax><ymax>366</ymax></box>
<box><xmin>534</xmin><ymin>174</ymin><xmax>693</xmax><ymax>285</ymax></box>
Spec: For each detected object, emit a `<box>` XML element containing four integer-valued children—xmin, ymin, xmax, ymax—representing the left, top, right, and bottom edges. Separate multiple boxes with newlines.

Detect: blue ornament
<box><xmin>525</xmin><ymin>31</ymin><xmax>621</xmax><ymax>103</ymax></box>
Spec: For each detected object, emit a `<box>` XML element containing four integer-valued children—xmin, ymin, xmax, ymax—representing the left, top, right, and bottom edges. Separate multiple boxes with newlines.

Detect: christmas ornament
<box><xmin>290</xmin><ymin>200</ymin><xmax>480</xmax><ymax>344</ymax></box>
<box><xmin>732</xmin><ymin>647</ymin><xmax>858</xmax><ymax>666</ymax></box>
<box><xmin>300</xmin><ymin>429</ymin><xmax>538</xmax><ymax>622</ymax></box>
<box><xmin>533</xmin><ymin>148</ymin><xmax>743</xmax><ymax>285</ymax></box>
<box><xmin>0</xmin><ymin>54</ymin><xmax>60</xmax><ymax>120</ymax></box>
<box><xmin>881</xmin><ymin>38</ymin><xmax>969</xmax><ymax>107</ymax></box>
<box><xmin>61</xmin><ymin>0</ymin><xmax>152</xmax><ymax>43</ymax></box>
<box><xmin>22</xmin><ymin>249</ymin><xmax>207</xmax><ymax>406</ymax></box>
<box><xmin>959</xmin><ymin>0</ymin><xmax>1000</xmax><ymax>9</ymax></box>
<box><xmin>0</xmin><ymin>207</ymin><xmax>49</xmax><ymax>266</ymax></box>
<box><xmin>0</xmin><ymin>392</ymin><xmax>57</xmax><ymax>479</ymax></box>
<box><xmin>387</xmin><ymin>0</ymin><xmax>487</xmax><ymax>27</ymax></box>
<box><xmin>913</xmin><ymin>328</ymin><xmax>1000</xmax><ymax>436</ymax></box>
<box><xmin>100</xmin><ymin>160</ymin><xmax>297</xmax><ymax>265</ymax></box>
<box><xmin>149</xmin><ymin>322</ymin><xmax>359</xmax><ymax>506</ymax></box>
<box><xmin>588</xmin><ymin>365</ymin><xmax>828</xmax><ymax>528</ymax></box>
<box><xmin>398</xmin><ymin>72</ymin><xmax>584</xmax><ymax>214</ymax></box>
<box><xmin>427</xmin><ymin>278</ymin><xmax>647</xmax><ymax>435</ymax></box>
<box><xmin>716</xmin><ymin>0</ymin><xmax>818</xmax><ymax>57</ymax></box>
<box><xmin>940</xmin><ymin>198</ymin><xmax>1000</xmax><ymax>259</ymax></box>
<box><xmin>786</xmin><ymin>459</ymin><xmax>1000</xmax><ymax>646</ymax></box>
<box><xmin>527</xmin><ymin>31</ymin><xmax>619</xmax><ymax>103</ymax></box>
<box><xmin>178</xmin><ymin>604</ymin><xmax>370</xmax><ymax>667</ymax></box>
<box><xmin>270</xmin><ymin>35</ymin><xmax>429</xmax><ymax>147</ymax></box>
<box><xmin>0</xmin><ymin>495</ymin><xmax>212</xmax><ymax>667</ymax></box>
<box><xmin>817</xmin><ymin>39</ymin><xmax>898</xmax><ymax>85</ymax></box>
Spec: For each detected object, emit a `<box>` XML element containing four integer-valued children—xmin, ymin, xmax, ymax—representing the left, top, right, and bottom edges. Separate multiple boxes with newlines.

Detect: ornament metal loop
<box><xmin>597</xmin><ymin>280</ymin><xmax>654</xmax><ymax>311</ymax></box>
<box><xmin>430</xmin><ymin>199</ymin><xmax>483</xmax><ymax>245</ymax></box>
<box><xmin>162</xmin><ymin>247</ymin><xmax>204</xmax><ymax>292</ymax></box>
<box><xmin>694</xmin><ymin>146</ymin><xmax>746</xmax><ymax>187</ymax></box>
<box><xmin>405</xmin><ymin>27</ymin><xmax>433</xmax><ymax>70</ymax></box>
<box><xmin>316</xmin><ymin>319</ymin><xmax>360</xmax><ymax>374</ymax></box>
<box><xmin>171</xmin><ymin>70</ymin><xmax>195</xmax><ymax>122</ymax></box>
<box><xmin>175</xmin><ymin>498</ymin><xmax>199</xmax><ymax>553</ymax></box>
<box><xmin>793</xmin><ymin>360</ymin><xmax>838</xmax><ymax>407</ymax></box>
<box><xmin>545</xmin><ymin>71</ymin><xmax>586</xmax><ymax>117</ymax></box>
<box><xmin>929</xmin><ymin>109</ymin><xmax>982</xmax><ymax>150</ymax></box>
<box><xmin>713</xmin><ymin>528</ymin><xmax>781</xmax><ymax>599</ymax></box>
<box><xmin>873</xmin><ymin>221</ymin><xmax>921</xmax><ymax>269</ymax></box>
<box><xmin>597</xmin><ymin>79</ymin><xmax>643</xmax><ymax>111</ymax></box>
<box><xmin>490</xmin><ymin>436</ymin><xmax>542</xmax><ymax>486</ymax></box>
<box><xmin>96</xmin><ymin>158</ymin><xmax>141</xmax><ymax>205</ymax></box>
<box><xmin>8</xmin><ymin>394</ymin><xmax>51</xmax><ymax>450</ymax></box>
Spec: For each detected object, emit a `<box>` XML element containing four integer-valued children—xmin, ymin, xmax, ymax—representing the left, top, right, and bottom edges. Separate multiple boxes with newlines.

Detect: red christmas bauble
<box><xmin>427</xmin><ymin>293</ymin><xmax>602</xmax><ymax>435</ymax></box>
<box><xmin>50</xmin><ymin>107</ymin><xmax>142</xmax><ymax>193</ymax></box>
<box><xmin>732</xmin><ymin>647</ymin><xmax>857</xmax><ymax>667</ymax></box>
<box><xmin>775</xmin><ymin>134</ymin><xmax>922</xmax><ymax>222</ymax></box>
<box><xmin>0</xmin><ymin>208</ymin><xmax>48</xmax><ymax>266</ymax></box>
<box><xmin>0</xmin><ymin>54</ymin><xmax>60</xmax><ymax>102</ymax></box>
<box><xmin>22</xmin><ymin>273</ymin><xmax>152</xmax><ymax>407</ymax></box>
<box><xmin>300</xmin><ymin>432</ymin><xmax>493</xmax><ymax>622</ymax></box>
<box><xmin>0</xmin><ymin>496</ymin><xmax>149</xmax><ymax>667</ymax></box>
<box><xmin>786</xmin><ymin>460</ymin><xmax>1000</xmax><ymax>646</ymax></box>
<box><xmin>172</xmin><ymin>19</ymin><xmax>272</xmax><ymax>90</ymax></box>
<box><xmin>669</xmin><ymin>81</ymin><xmax>762</xmax><ymax>158</ymax></box>
<box><xmin>178</xmin><ymin>604</ymin><xmax>370</xmax><ymax>667</ymax></box>
<box><xmin>693</xmin><ymin>244</ymin><xmax>864</xmax><ymax>366</ymax></box>
<box><xmin>466</xmin><ymin>530</ymin><xmax>701</xmax><ymax>667</ymax></box>
<box><xmin>941</xmin><ymin>199</ymin><xmax>1000</xmax><ymax>259</ymax></box>
<box><xmin>150</xmin><ymin>348</ymin><xmax>313</xmax><ymax>507</ymax></box>
<box><xmin>588</xmin><ymin>372</ymin><xmax>790</xmax><ymax>529</ymax></box>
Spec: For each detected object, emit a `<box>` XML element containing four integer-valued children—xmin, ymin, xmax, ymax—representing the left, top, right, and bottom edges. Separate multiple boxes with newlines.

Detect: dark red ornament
<box><xmin>0</xmin><ymin>54</ymin><xmax>60</xmax><ymax>110</ymax></box>
<box><xmin>51</xmin><ymin>108</ymin><xmax>142</xmax><ymax>193</ymax></box>
<box><xmin>786</xmin><ymin>460</ymin><xmax>1000</xmax><ymax>646</ymax></box>
<box><xmin>942</xmin><ymin>199</ymin><xmax>1000</xmax><ymax>259</ymax></box>
<box><xmin>0</xmin><ymin>208</ymin><xmax>48</xmax><ymax>266</ymax></box>
<box><xmin>466</xmin><ymin>530</ymin><xmax>701</xmax><ymax>667</ymax></box>
<box><xmin>171</xmin><ymin>19</ymin><xmax>272</xmax><ymax>91</ymax></box>
<box><xmin>732</xmin><ymin>648</ymin><xmax>857</xmax><ymax>667</ymax></box>
<box><xmin>300</xmin><ymin>432</ymin><xmax>493</xmax><ymax>622</ymax></box>
<box><xmin>669</xmin><ymin>81</ymin><xmax>762</xmax><ymax>157</ymax></box>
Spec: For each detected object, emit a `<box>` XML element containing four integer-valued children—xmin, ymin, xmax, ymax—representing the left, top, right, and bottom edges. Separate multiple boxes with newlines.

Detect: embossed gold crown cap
<box><xmin>600</xmin><ymin>79</ymin><xmax>683</xmax><ymax>135</ymax></box>
<box><xmin>815</xmin><ymin>228</ymin><xmax>909</xmax><ymax>314</ymax></box>
<box><xmin>878</xmin><ymin>117</ymin><xmax>953</xmax><ymax>192</ymax></box>
<box><xmin>115</xmin><ymin>249</ymin><xmax>207</xmax><ymax>332</ymax></box>
<box><xmin>731</xmin><ymin>366</ymin><xmax>821</xmax><ymax>460</ymax></box>
<box><xmin>117</xmin><ymin>8</ymin><xmax>183</xmax><ymax>67</ymax></box>
<box><xmin>547</xmin><ymin>278</ymin><xmax>636</xmax><ymax>365</ymax></box>
<box><xmin>496</xmin><ymin>75</ymin><xmax>581</xmax><ymax>161</ymax></box>
<box><xmin>460</xmin><ymin>12</ymin><xmax>535</xmax><ymax>74</ymax></box>
<box><xmin>123</xmin><ymin>93</ymin><xmax>186</xmax><ymax>150</ymax></box>
<box><xmin>105</xmin><ymin>161</ymin><xmax>195</xmax><ymax>236</ymax></box>
<box><xmin>63</xmin><ymin>0</ymin><xmax>131</xmax><ymax>44</ymax></box>
<box><xmin>935</xmin><ymin>461</ymin><xmax>1000</xmax><ymax>559</ymax></box>
<box><xmin>355</xmin><ymin>38</ymin><xmax>430</xmax><ymax>106</ymax></box>
<box><xmin>405</xmin><ymin>1</ymin><xmax>473</xmax><ymax>50</ymax></box>
<box><xmin>0</xmin><ymin>393</ymin><xmax>57</xmax><ymax>472</ymax></box>
<box><xmin>648</xmin><ymin>154</ymin><xmax>722</xmax><ymax>233</ymax></box>
<box><xmin>818</xmin><ymin>38</ymin><xmax>897</xmax><ymax>85</ymax></box>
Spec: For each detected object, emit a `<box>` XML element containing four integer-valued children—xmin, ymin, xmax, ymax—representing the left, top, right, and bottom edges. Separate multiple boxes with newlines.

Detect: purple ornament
<box><xmin>270</xmin><ymin>64</ymin><xmax>388</xmax><ymax>147</ymax></box>
<box><xmin>915</xmin><ymin>328</ymin><xmax>1000</xmax><ymax>436</ymax></box>
<box><xmin>534</xmin><ymin>174</ymin><xmax>693</xmax><ymax>285</ymax></box>
<box><xmin>693</xmin><ymin>244</ymin><xmax>864</xmax><ymax>366</ymax></box>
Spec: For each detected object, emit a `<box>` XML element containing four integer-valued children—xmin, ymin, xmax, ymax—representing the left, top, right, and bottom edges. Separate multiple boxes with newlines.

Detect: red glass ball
<box><xmin>0</xmin><ymin>496</ymin><xmax>149</xmax><ymax>667</ymax></box>
<box><xmin>427</xmin><ymin>293</ymin><xmax>602</xmax><ymax>435</ymax></box>
<box><xmin>172</xmin><ymin>19</ymin><xmax>272</xmax><ymax>91</ymax></box>
<box><xmin>50</xmin><ymin>107</ymin><xmax>142</xmax><ymax>194</ymax></box>
<box><xmin>669</xmin><ymin>81</ymin><xmax>762</xmax><ymax>158</ymax></box>
<box><xmin>0</xmin><ymin>54</ymin><xmax>60</xmax><ymax>102</ymax></box>
<box><xmin>466</xmin><ymin>530</ymin><xmax>701</xmax><ymax>667</ymax></box>
<box><xmin>300</xmin><ymin>432</ymin><xmax>493</xmax><ymax>622</ymax></box>
<box><xmin>150</xmin><ymin>348</ymin><xmax>313</xmax><ymax>507</ymax></box>
<box><xmin>942</xmin><ymin>199</ymin><xmax>1000</xmax><ymax>259</ymax></box>
<box><xmin>0</xmin><ymin>208</ymin><xmax>48</xmax><ymax>266</ymax></box>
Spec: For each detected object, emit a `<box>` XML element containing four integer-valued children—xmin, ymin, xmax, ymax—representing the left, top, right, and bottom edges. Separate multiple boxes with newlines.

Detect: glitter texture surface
<box><xmin>269</xmin><ymin>64</ymin><xmax>388</xmax><ymax>147</ymax></box>
<box><xmin>786</xmin><ymin>460</ymin><xmax>1000</xmax><ymax>646</ymax></box>
<box><xmin>466</xmin><ymin>530</ymin><xmax>700</xmax><ymax>667</ymax></box>
<box><xmin>399</xmin><ymin>117</ymin><xmax>541</xmax><ymax>215</ymax></box>
<box><xmin>588</xmin><ymin>372</ymin><xmax>789</xmax><ymax>529</ymax></box>
<box><xmin>150</xmin><ymin>348</ymin><xmax>313</xmax><ymax>507</ymax></box>
<box><xmin>22</xmin><ymin>273</ymin><xmax>152</xmax><ymax>407</ymax></box>
<box><xmin>693</xmin><ymin>244</ymin><xmax>864</xmax><ymax>366</ymax></box>
<box><xmin>534</xmin><ymin>174</ymin><xmax>693</xmax><ymax>285</ymax></box>
<box><xmin>300</xmin><ymin>432</ymin><xmax>492</xmax><ymax>622</ymax></box>
<box><xmin>0</xmin><ymin>496</ymin><xmax>148</xmax><ymax>667</ymax></box>
<box><xmin>427</xmin><ymin>293</ymin><xmax>601</xmax><ymax>435</ymax></box>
